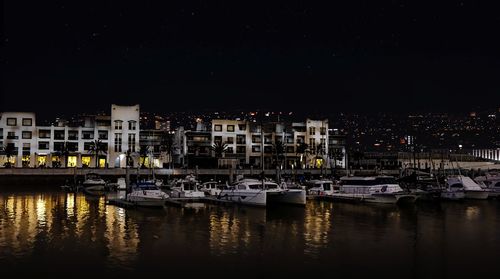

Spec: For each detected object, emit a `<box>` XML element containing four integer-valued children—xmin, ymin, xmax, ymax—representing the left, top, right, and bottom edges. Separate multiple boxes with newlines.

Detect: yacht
<box><xmin>446</xmin><ymin>175</ymin><xmax>489</xmax><ymax>200</ymax></box>
<box><xmin>440</xmin><ymin>178</ymin><xmax>465</xmax><ymax>201</ymax></box>
<box><xmin>303</xmin><ymin>179</ymin><xmax>336</xmax><ymax>196</ymax></box>
<box><xmin>218</xmin><ymin>178</ymin><xmax>305</xmax><ymax>206</ymax></box>
<box><xmin>82</xmin><ymin>173</ymin><xmax>106</xmax><ymax>191</ymax></box>
<box><xmin>126</xmin><ymin>181</ymin><xmax>169</xmax><ymax>207</ymax></box>
<box><xmin>474</xmin><ymin>172</ymin><xmax>500</xmax><ymax>198</ymax></box>
<box><xmin>199</xmin><ymin>180</ymin><xmax>223</xmax><ymax>196</ymax></box>
<box><xmin>338</xmin><ymin>176</ymin><xmax>417</xmax><ymax>204</ymax></box>
<box><xmin>169</xmin><ymin>174</ymin><xmax>205</xmax><ymax>198</ymax></box>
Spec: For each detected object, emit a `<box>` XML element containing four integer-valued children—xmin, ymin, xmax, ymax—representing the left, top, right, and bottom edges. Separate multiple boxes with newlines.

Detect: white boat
<box><xmin>107</xmin><ymin>177</ymin><xmax>127</xmax><ymax>190</ymax></box>
<box><xmin>169</xmin><ymin>174</ymin><xmax>205</xmax><ymax>198</ymax></box>
<box><xmin>82</xmin><ymin>173</ymin><xmax>106</xmax><ymax>191</ymax></box>
<box><xmin>126</xmin><ymin>181</ymin><xmax>169</xmax><ymax>207</ymax></box>
<box><xmin>218</xmin><ymin>178</ymin><xmax>305</xmax><ymax>206</ymax></box>
<box><xmin>199</xmin><ymin>180</ymin><xmax>223</xmax><ymax>196</ymax></box>
<box><xmin>447</xmin><ymin>175</ymin><xmax>489</xmax><ymax>200</ymax></box>
<box><xmin>474</xmin><ymin>172</ymin><xmax>500</xmax><ymax>198</ymax></box>
<box><xmin>337</xmin><ymin>176</ymin><xmax>417</xmax><ymax>204</ymax></box>
<box><xmin>303</xmin><ymin>179</ymin><xmax>336</xmax><ymax>196</ymax></box>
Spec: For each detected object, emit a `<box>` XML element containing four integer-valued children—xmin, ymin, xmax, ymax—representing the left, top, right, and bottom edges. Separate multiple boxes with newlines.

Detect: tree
<box><xmin>329</xmin><ymin>148</ymin><xmax>345</xmax><ymax>176</ymax></box>
<box><xmin>139</xmin><ymin>145</ymin><xmax>151</xmax><ymax>168</ymax></box>
<box><xmin>272</xmin><ymin>140</ymin><xmax>286</xmax><ymax>168</ymax></box>
<box><xmin>211</xmin><ymin>141</ymin><xmax>228</xmax><ymax>158</ymax></box>
<box><xmin>296</xmin><ymin>142</ymin><xmax>309</xmax><ymax>169</ymax></box>
<box><xmin>55</xmin><ymin>142</ymin><xmax>71</xmax><ymax>167</ymax></box>
<box><xmin>1</xmin><ymin>143</ymin><xmax>16</xmax><ymax>168</ymax></box>
<box><xmin>160</xmin><ymin>132</ymin><xmax>174</xmax><ymax>168</ymax></box>
<box><xmin>88</xmin><ymin>139</ymin><xmax>107</xmax><ymax>168</ymax></box>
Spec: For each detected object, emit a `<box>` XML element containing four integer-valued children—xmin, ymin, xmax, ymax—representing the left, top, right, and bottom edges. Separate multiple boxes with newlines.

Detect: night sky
<box><xmin>2</xmin><ymin>1</ymin><xmax>500</xmax><ymax>119</ymax></box>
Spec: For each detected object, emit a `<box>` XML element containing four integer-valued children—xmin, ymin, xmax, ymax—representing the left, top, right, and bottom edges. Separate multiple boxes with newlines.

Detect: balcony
<box><xmin>7</xmin><ymin>135</ymin><xmax>18</xmax><ymax>140</ymax></box>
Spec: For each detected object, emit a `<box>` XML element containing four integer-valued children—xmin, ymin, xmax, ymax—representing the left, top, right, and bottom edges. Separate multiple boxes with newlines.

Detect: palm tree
<box><xmin>329</xmin><ymin>148</ymin><xmax>345</xmax><ymax>176</ymax></box>
<box><xmin>296</xmin><ymin>142</ymin><xmax>309</xmax><ymax>169</ymax></box>
<box><xmin>160</xmin><ymin>132</ymin><xmax>174</xmax><ymax>168</ymax></box>
<box><xmin>139</xmin><ymin>145</ymin><xmax>150</xmax><ymax>168</ymax></box>
<box><xmin>55</xmin><ymin>142</ymin><xmax>71</xmax><ymax>167</ymax></box>
<box><xmin>1</xmin><ymin>144</ymin><xmax>16</xmax><ymax>168</ymax></box>
<box><xmin>88</xmin><ymin>139</ymin><xmax>107</xmax><ymax>168</ymax></box>
<box><xmin>211</xmin><ymin>141</ymin><xmax>228</xmax><ymax>158</ymax></box>
<box><xmin>272</xmin><ymin>140</ymin><xmax>286</xmax><ymax>168</ymax></box>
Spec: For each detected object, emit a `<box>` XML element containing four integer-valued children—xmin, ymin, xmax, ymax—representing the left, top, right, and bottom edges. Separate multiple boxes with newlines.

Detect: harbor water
<box><xmin>1</xmin><ymin>187</ymin><xmax>499</xmax><ymax>278</ymax></box>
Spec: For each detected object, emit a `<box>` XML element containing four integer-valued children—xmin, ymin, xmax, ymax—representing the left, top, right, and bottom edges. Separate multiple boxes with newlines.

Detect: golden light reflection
<box><xmin>0</xmin><ymin>192</ymin><xmax>139</xmax><ymax>267</ymax></box>
<box><xmin>303</xmin><ymin>202</ymin><xmax>332</xmax><ymax>258</ymax></box>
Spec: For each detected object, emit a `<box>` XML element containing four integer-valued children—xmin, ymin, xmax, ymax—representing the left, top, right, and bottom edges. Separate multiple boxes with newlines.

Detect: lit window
<box><xmin>214</xmin><ymin>125</ymin><xmax>222</xmax><ymax>132</ymax></box>
<box><xmin>22</xmin><ymin>118</ymin><xmax>33</xmax><ymax>126</ymax></box>
<box><xmin>22</xmin><ymin>131</ymin><xmax>32</xmax><ymax>139</ymax></box>
<box><xmin>227</xmin><ymin>125</ymin><xmax>235</xmax><ymax>132</ymax></box>
<box><xmin>67</xmin><ymin>156</ymin><xmax>77</xmax><ymax>167</ymax></box>
<box><xmin>7</xmin><ymin>118</ymin><xmax>16</xmax><ymax>126</ymax></box>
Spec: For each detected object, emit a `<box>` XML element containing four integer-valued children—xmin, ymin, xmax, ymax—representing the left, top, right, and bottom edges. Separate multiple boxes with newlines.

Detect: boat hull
<box><xmin>218</xmin><ymin>190</ymin><xmax>267</xmax><ymax>206</ymax></box>
<box><xmin>83</xmin><ymin>184</ymin><xmax>106</xmax><ymax>191</ymax></box>
<box><xmin>268</xmin><ymin>189</ymin><xmax>306</xmax><ymax>205</ymax></box>
<box><xmin>127</xmin><ymin>198</ymin><xmax>166</xmax><ymax>207</ymax></box>
<box><xmin>464</xmin><ymin>190</ymin><xmax>489</xmax><ymax>200</ymax></box>
<box><xmin>440</xmin><ymin>191</ymin><xmax>465</xmax><ymax>201</ymax></box>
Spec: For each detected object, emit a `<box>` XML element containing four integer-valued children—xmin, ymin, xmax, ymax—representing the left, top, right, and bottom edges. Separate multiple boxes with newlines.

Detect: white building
<box><xmin>0</xmin><ymin>105</ymin><xmax>140</xmax><ymax>168</ymax></box>
<box><xmin>210</xmin><ymin>118</ymin><xmax>330</xmax><ymax>169</ymax></box>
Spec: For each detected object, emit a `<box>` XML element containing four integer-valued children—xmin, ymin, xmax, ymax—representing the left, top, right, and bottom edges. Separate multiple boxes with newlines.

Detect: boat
<box><xmin>337</xmin><ymin>176</ymin><xmax>417</xmax><ymax>204</ymax></box>
<box><xmin>303</xmin><ymin>179</ymin><xmax>336</xmax><ymax>196</ymax></box>
<box><xmin>82</xmin><ymin>173</ymin><xmax>106</xmax><ymax>191</ymax></box>
<box><xmin>474</xmin><ymin>172</ymin><xmax>500</xmax><ymax>198</ymax></box>
<box><xmin>126</xmin><ymin>181</ymin><xmax>169</xmax><ymax>207</ymax></box>
<box><xmin>446</xmin><ymin>175</ymin><xmax>489</xmax><ymax>200</ymax></box>
<box><xmin>218</xmin><ymin>178</ymin><xmax>305</xmax><ymax>206</ymax></box>
<box><xmin>199</xmin><ymin>180</ymin><xmax>223</xmax><ymax>196</ymax></box>
<box><xmin>168</xmin><ymin>174</ymin><xmax>205</xmax><ymax>198</ymax></box>
<box><xmin>440</xmin><ymin>181</ymin><xmax>465</xmax><ymax>201</ymax></box>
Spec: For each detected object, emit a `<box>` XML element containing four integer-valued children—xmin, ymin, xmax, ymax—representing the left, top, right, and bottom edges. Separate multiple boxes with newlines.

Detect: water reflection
<box><xmin>1</xmin><ymin>190</ymin><xmax>500</xmax><ymax>278</ymax></box>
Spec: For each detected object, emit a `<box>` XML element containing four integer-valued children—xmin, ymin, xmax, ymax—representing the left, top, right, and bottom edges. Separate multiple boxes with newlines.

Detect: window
<box><xmin>114</xmin><ymin>120</ymin><xmax>123</xmax><ymax>130</ymax></box>
<box><xmin>227</xmin><ymin>125</ymin><xmax>235</xmax><ymax>132</ymax></box>
<box><xmin>82</xmin><ymin>131</ymin><xmax>94</xmax><ymax>139</ymax></box>
<box><xmin>7</xmin><ymin>118</ymin><xmax>17</xmax><ymax>126</ymax></box>
<box><xmin>236</xmin><ymin>146</ymin><xmax>246</xmax><ymax>154</ymax></box>
<box><xmin>309</xmin><ymin>138</ymin><xmax>316</xmax><ymax>153</ymax></box>
<box><xmin>264</xmin><ymin>135</ymin><xmax>272</xmax><ymax>144</ymax></box>
<box><xmin>0</xmin><ymin>128</ymin><xmax>3</xmax><ymax>139</ymax></box>
<box><xmin>128</xmin><ymin>120</ymin><xmax>137</xmax><ymax>130</ymax></box>
<box><xmin>236</xmin><ymin>135</ymin><xmax>246</xmax><ymax>144</ymax></box>
<box><xmin>7</xmin><ymin>132</ymin><xmax>17</xmax><ymax>139</ymax></box>
<box><xmin>67</xmin><ymin>142</ymin><xmax>78</xmax><ymax>152</ymax></box>
<box><xmin>286</xmin><ymin>146</ymin><xmax>294</xmax><ymax>153</ymax></box>
<box><xmin>22</xmin><ymin>131</ymin><xmax>32</xmax><ymax>139</ymax></box>
<box><xmin>54</xmin><ymin>142</ymin><xmax>64</xmax><ymax>151</ymax></box>
<box><xmin>68</xmin><ymin>131</ymin><xmax>78</xmax><ymax>140</ymax></box>
<box><xmin>128</xmin><ymin>133</ymin><xmax>136</xmax><ymax>152</ymax></box>
<box><xmin>98</xmin><ymin>130</ymin><xmax>108</xmax><ymax>140</ymax></box>
<box><xmin>252</xmin><ymin>135</ymin><xmax>261</xmax><ymax>143</ymax></box>
<box><xmin>22</xmin><ymin>118</ymin><xmax>32</xmax><ymax>126</ymax></box>
<box><xmin>296</xmin><ymin>136</ymin><xmax>305</xmax><ymax>144</ymax></box>
<box><xmin>39</xmin><ymin>130</ymin><xmax>51</xmax><ymax>139</ymax></box>
<box><xmin>264</xmin><ymin>146</ymin><xmax>272</xmax><ymax>153</ymax></box>
<box><xmin>214</xmin><ymin>124</ymin><xmax>222</xmax><ymax>132</ymax></box>
<box><xmin>252</xmin><ymin>145</ymin><xmax>261</xmax><ymax>152</ymax></box>
<box><xmin>38</xmin><ymin>142</ymin><xmax>49</xmax><ymax>150</ymax></box>
<box><xmin>238</xmin><ymin>124</ymin><xmax>246</xmax><ymax>131</ymax></box>
<box><xmin>54</xmin><ymin>130</ymin><xmax>65</xmax><ymax>140</ymax></box>
<box><xmin>226</xmin><ymin>147</ymin><xmax>234</xmax><ymax>153</ymax></box>
<box><xmin>320</xmin><ymin>127</ymin><xmax>326</xmax><ymax>135</ymax></box>
<box><xmin>114</xmin><ymin>133</ymin><xmax>122</xmax><ymax>152</ymax></box>
<box><xmin>226</xmin><ymin>137</ymin><xmax>234</xmax><ymax>144</ymax></box>
<box><xmin>22</xmin><ymin>143</ymin><xmax>30</xmax><ymax>151</ymax></box>
<box><xmin>214</xmin><ymin>136</ymin><xmax>222</xmax><ymax>144</ymax></box>
<box><xmin>309</xmin><ymin>127</ymin><xmax>316</xmax><ymax>135</ymax></box>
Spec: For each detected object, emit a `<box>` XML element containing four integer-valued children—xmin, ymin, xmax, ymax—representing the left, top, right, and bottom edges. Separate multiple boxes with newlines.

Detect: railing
<box><xmin>7</xmin><ymin>136</ymin><xmax>18</xmax><ymax>140</ymax></box>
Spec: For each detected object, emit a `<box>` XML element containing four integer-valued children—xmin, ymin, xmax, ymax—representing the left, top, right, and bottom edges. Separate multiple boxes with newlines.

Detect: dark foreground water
<box><xmin>1</xmin><ymin>189</ymin><xmax>499</xmax><ymax>279</ymax></box>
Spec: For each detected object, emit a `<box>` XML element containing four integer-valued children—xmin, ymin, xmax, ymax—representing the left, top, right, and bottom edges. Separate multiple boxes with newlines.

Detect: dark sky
<box><xmin>2</xmin><ymin>1</ymin><xmax>500</xmax><ymax>119</ymax></box>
